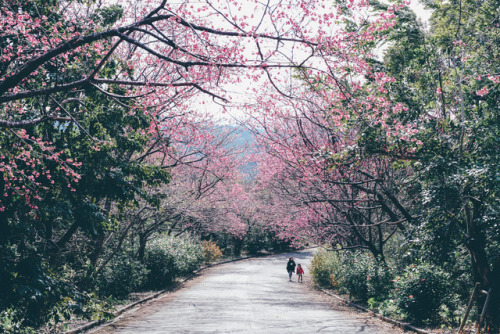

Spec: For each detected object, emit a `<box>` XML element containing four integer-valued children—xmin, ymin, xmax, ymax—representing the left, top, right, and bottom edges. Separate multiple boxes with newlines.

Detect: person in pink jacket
<box><xmin>296</xmin><ymin>264</ymin><xmax>305</xmax><ymax>283</ymax></box>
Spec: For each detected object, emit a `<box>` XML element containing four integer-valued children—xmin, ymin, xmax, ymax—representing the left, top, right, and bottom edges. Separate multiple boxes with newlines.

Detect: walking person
<box><xmin>296</xmin><ymin>264</ymin><xmax>304</xmax><ymax>283</ymax></box>
<box><xmin>286</xmin><ymin>257</ymin><xmax>296</xmax><ymax>281</ymax></box>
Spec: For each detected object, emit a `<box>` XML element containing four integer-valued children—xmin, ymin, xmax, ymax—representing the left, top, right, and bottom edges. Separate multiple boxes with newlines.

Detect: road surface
<box><xmin>91</xmin><ymin>249</ymin><xmax>403</xmax><ymax>333</ymax></box>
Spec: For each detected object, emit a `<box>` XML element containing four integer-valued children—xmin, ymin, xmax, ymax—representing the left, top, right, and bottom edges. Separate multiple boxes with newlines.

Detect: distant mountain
<box><xmin>221</xmin><ymin>125</ymin><xmax>257</xmax><ymax>179</ymax></box>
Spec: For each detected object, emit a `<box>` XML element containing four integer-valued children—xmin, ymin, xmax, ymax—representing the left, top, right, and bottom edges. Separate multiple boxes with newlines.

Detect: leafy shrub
<box><xmin>44</xmin><ymin>292</ymin><xmax>114</xmax><ymax>331</ymax></box>
<box><xmin>144</xmin><ymin>242</ymin><xmax>176</xmax><ymax>288</ymax></box>
<box><xmin>202</xmin><ymin>240</ymin><xmax>223</xmax><ymax>263</ymax></box>
<box><xmin>169</xmin><ymin>236</ymin><xmax>204</xmax><ymax>275</ymax></box>
<box><xmin>96</xmin><ymin>252</ymin><xmax>149</xmax><ymax>298</ymax></box>
<box><xmin>366</xmin><ymin>261</ymin><xmax>394</xmax><ymax>303</ymax></box>
<box><xmin>244</xmin><ymin>226</ymin><xmax>272</xmax><ymax>254</ymax></box>
<box><xmin>78</xmin><ymin>293</ymin><xmax>115</xmax><ymax>322</ymax></box>
<box><xmin>0</xmin><ymin>308</ymin><xmax>35</xmax><ymax>334</ymax></box>
<box><xmin>144</xmin><ymin>235</ymin><xmax>203</xmax><ymax>289</ymax></box>
<box><xmin>310</xmin><ymin>250</ymin><xmax>394</xmax><ymax>305</ymax></box>
<box><xmin>337</xmin><ymin>251</ymin><xmax>371</xmax><ymax>302</ymax></box>
<box><xmin>309</xmin><ymin>249</ymin><xmax>341</xmax><ymax>288</ymax></box>
<box><xmin>337</xmin><ymin>251</ymin><xmax>394</xmax><ymax>304</ymax></box>
<box><xmin>377</xmin><ymin>299</ymin><xmax>402</xmax><ymax>319</ymax></box>
<box><xmin>393</xmin><ymin>262</ymin><xmax>450</xmax><ymax>325</ymax></box>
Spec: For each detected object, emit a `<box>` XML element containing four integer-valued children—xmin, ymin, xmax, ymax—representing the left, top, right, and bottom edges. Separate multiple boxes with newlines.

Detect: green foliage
<box><xmin>309</xmin><ymin>249</ymin><xmax>342</xmax><ymax>288</ymax></box>
<box><xmin>43</xmin><ymin>291</ymin><xmax>113</xmax><ymax>330</ymax></box>
<box><xmin>310</xmin><ymin>249</ymin><xmax>393</xmax><ymax>304</ymax></box>
<box><xmin>337</xmin><ymin>251</ymin><xmax>377</xmax><ymax>303</ymax></box>
<box><xmin>77</xmin><ymin>293</ymin><xmax>115</xmax><ymax>322</ymax></box>
<box><xmin>380</xmin><ymin>0</ymin><xmax>500</xmax><ymax>328</ymax></box>
<box><xmin>310</xmin><ymin>250</ymin><xmax>461</xmax><ymax>325</ymax></box>
<box><xmin>366</xmin><ymin>261</ymin><xmax>394</xmax><ymax>303</ymax></box>
<box><xmin>0</xmin><ymin>239</ymin><xmax>74</xmax><ymax>327</ymax></box>
<box><xmin>377</xmin><ymin>299</ymin><xmax>403</xmax><ymax>319</ymax></box>
<box><xmin>91</xmin><ymin>5</ymin><xmax>124</xmax><ymax>26</ymax></box>
<box><xmin>0</xmin><ymin>308</ymin><xmax>35</xmax><ymax>334</ymax></box>
<box><xmin>244</xmin><ymin>225</ymin><xmax>274</xmax><ymax>255</ymax></box>
<box><xmin>144</xmin><ymin>235</ymin><xmax>203</xmax><ymax>289</ymax></box>
<box><xmin>393</xmin><ymin>262</ymin><xmax>451</xmax><ymax>325</ymax></box>
<box><xmin>96</xmin><ymin>252</ymin><xmax>149</xmax><ymax>298</ymax></box>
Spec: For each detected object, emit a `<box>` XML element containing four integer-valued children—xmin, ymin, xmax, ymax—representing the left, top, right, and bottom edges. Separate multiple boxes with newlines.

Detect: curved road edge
<box><xmin>65</xmin><ymin>247</ymin><xmax>433</xmax><ymax>334</ymax></box>
<box><xmin>317</xmin><ymin>289</ymin><xmax>433</xmax><ymax>334</ymax></box>
<box><xmin>64</xmin><ymin>250</ymin><xmax>292</xmax><ymax>334</ymax></box>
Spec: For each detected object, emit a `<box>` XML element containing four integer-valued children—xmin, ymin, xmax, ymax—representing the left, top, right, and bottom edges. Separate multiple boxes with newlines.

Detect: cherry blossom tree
<box><xmin>232</xmin><ymin>0</ymin><xmax>421</xmax><ymax>260</ymax></box>
<box><xmin>240</xmin><ymin>0</ymin><xmax>499</xmax><ymax>328</ymax></box>
<box><xmin>125</xmin><ymin>122</ymin><xmax>250</xmax><ymax>259</ymax></box>
<box><xmin>247</xmin><ymin>95</ymin><xmax>419</xmax><ymax>261</ymax></box>
<box><xmin>0</xmin><ymin>0</ymin><xmax>319</xmax><ymax>211</ymax></box>
<box><xmin>1</xmin><ymin>0</ymin><xmax>406</xmax><ymax>268</ymax></box>
<box><xmin>10</xmin><ymin>0</ymin><xmax>500</xmax><ymax>329</ymax></box>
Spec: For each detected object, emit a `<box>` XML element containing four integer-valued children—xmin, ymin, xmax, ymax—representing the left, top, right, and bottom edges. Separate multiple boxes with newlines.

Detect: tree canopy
<box><xmin>0</xmin><ymin>0</ymin><xmax>498</xmax><ymax>332</ymax></box>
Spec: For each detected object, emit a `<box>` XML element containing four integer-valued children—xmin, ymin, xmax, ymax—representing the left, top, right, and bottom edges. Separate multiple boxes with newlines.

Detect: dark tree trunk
<box><xmin>488</xmin><ymin>258</ymin><xmax>500</xmax><ymax>332</ymax></box>
<box><xmin>467</xmin><ymin>240</ymin><xmax>499</xmax><ymax>332</ymax></box>
<box><xmin>233</xmin><ymin>236</ymin><xmax>243</xmax><ymax>257</ymax></box>
<box><xmin>138</xmin><ymin>232</ymin><xmax>148</xmax><ymax>261</ymax></box>
<box><xmin>0</xmin><ymin>177</ymin><xmax>9</xmax><ymax>246</ymax></box>
<box><xmin>465</xmin><ymin>200</ymin><xmax>499</xmax><ymax>333</ymax></box>
<box><xmin>89</xmin><ymin>233</ymin><xmax>106</xmax><ymax>267</ymax></box>
<box><xmin>89</xmin><ymin>199</ymin><xmax>112</xmax><ymax>267</ymax></box>
<box><xmin>55</xmin><ymin>219</ymin><xmax>80</xmax><ymax>251</ymax></box>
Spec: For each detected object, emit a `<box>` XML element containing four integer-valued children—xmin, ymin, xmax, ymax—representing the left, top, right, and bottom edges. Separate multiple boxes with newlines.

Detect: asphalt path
<box><xmin>91</xmin><ymin>249</ymin><xmax>403</xmax><ymax>333</ymax></box>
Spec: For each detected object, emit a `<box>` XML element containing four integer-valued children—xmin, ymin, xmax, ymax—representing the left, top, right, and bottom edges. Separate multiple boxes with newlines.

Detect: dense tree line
<box><xmin>0</xmin><ymin>0</ymin><xmax>292</xmax><ymax>330</ymax></box>
<box><xmin>248</xmin><ymin>0</ymin><xmax>499</xmax><ymax>330</ymax></box>
<box><xmin>0</xmin><ymin>0</ymin><xmax>498</xmax><ymax>332</ymax></box>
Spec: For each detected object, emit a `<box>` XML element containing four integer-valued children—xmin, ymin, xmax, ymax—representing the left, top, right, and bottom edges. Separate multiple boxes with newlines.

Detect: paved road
<box><xmin>91</xmin><ymin>250</ymin><xmax>401</xmax><ymax>333</ymax></box>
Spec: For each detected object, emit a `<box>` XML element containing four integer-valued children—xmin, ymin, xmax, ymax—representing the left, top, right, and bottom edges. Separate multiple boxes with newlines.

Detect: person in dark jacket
<box><xmin>286</xmin><ymin>257</ymin><xmax>296</xmax><ymax>281</ymax></box>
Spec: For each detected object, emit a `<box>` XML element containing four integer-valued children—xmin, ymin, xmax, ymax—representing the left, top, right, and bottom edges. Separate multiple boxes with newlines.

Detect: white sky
<box><xmin>116</xmin><ymin>0</ymin><xmax>433</xmax><ymax>124</ymax></box>
<box><xmin>411</xmin><ymin>0</ymin><xmax>433</xmax><ymax>28</ymax></box>
<box><xmin>200</xmin><ymin>0</ymin><xmax>434</xmax><ymax>124</ymax></box>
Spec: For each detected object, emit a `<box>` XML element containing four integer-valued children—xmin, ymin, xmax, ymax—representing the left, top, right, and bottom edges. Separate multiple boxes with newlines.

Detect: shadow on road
<box><xmin>91</xmin><ymin>248</ymin><xmax>401</xmax><ymax>334</ymax></box>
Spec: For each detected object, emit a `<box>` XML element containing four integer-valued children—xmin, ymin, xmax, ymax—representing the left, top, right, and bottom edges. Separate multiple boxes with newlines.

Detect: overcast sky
<box><xmin>146</xmin><ymin>0</ymin><xmax>434</xmax><ymax>124</ymax></box>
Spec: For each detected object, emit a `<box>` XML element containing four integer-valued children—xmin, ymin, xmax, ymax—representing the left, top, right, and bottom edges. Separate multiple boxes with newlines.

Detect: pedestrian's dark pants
<box><xmin>288</xmin><ymin>270</ymin><xmax>293</xmax><ymax>280</ymax></box>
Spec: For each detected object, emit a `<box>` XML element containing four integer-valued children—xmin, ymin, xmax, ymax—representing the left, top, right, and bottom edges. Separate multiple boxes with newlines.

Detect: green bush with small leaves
<box><xmin>336</xmin><ymin>251</ymin><xmax>371</xmax><ymax>302</ymax></box>
<box><xmin>366</xmin><ymin>261</ymin><xmax>394</xmax><ymax>303</ymax></box>
<box><xmin>393</xmin><ymin>262</ymin><xmax>450</xmax><ymax>325</ymax></box>
<box><xmin>309</xmin><ymin>249</ymin><xmax>342</xmax><ymax>288</ymax></box>
<box><xmin>0</xmin><ymin>308</ymin><xmax>35</xmax><ymax>334</ymax></box>
<box><xmin>144</xmin><ymin>235</ymin><xmax>204</xmax><ymax>289</ymax></box>
<box><xmin>310</xmin><ymin>250</ymin><xmax>394</xmax><ymax>305</ymax></box>
<box><xmin>96</xmin><ymin>252</ymin><xmax>149</xmax><ymax>298</ymax></box>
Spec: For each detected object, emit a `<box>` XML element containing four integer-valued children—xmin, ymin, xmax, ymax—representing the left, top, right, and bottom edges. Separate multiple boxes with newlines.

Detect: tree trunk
<box><xmin>89</xmin><ymin>233</ymin><xmax>106</xmax><ymax>267</ymax></box>
<box><xmin>89</xmin><ymin>199</ymin><xmax>112</xmax><ymax>267</ymax></box>
<box><xmin>138</xmin><ymin>232</ymin><xmax>148</xmax><ymax>261</ymax></box>
<box><xmin>233</xmin><ymin>236</ymin><xmax>243</xmax><ymax>257</ymax></box>
<box><xmin>465</xmin><ymin>200</ymin><xmax>499</xmax><ymax>333</ymax></box>
<box><xmin>488</xmin><ymin>257</ymin><xmax>500</xmax><ymax>332</ymax></box>
<box><xmin>55</xmin><ymin>219</ymin><xmax>80</xmax><ymax>251</ymax></box>
<box><xmin>0</xmin><ymin>177</ymin><xmax>9</xmax><ymax>246</ymax></box>
<box><xmin>467</xmin><ymin>239</ymin><xmax>499</xmax><ymax>332</ymax></box>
